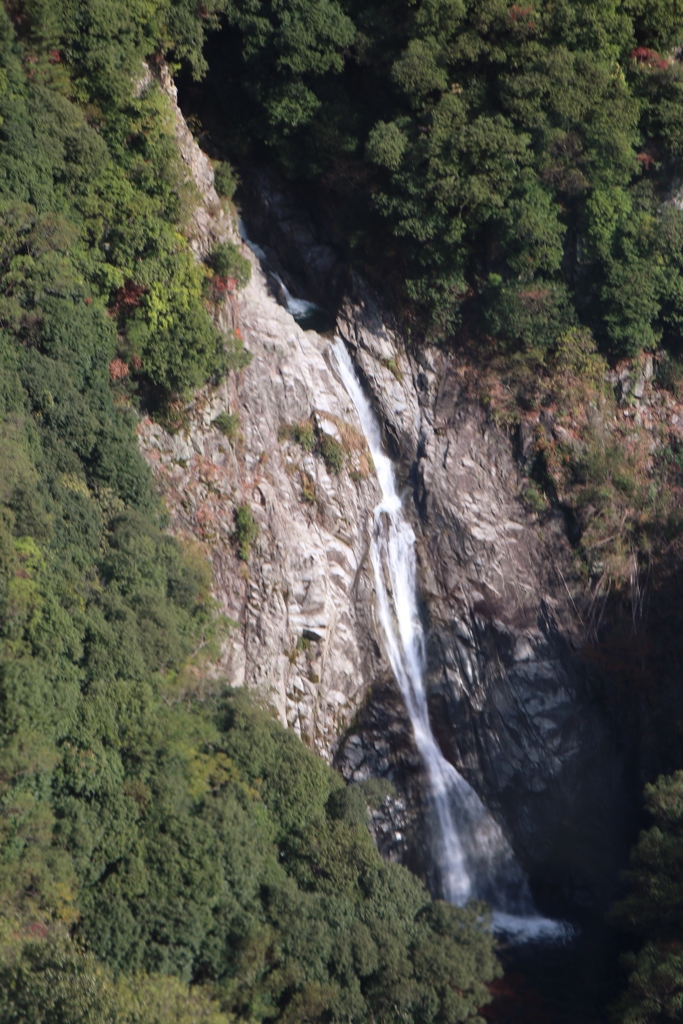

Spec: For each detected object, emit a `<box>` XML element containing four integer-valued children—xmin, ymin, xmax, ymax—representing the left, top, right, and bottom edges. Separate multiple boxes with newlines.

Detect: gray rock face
<box><xmin>138</xmin><ymin>67</ymin><xmax>387</xmax><ymax>758</ymax></box>
<box><xmin>335</xmin><ymin>284</ymin><xmax>624</xmax><ymax>907</ymax></box>
<box><xmin>147</xmin><ymin>75</ymin><xmax>626</xmax><ymax>911</ymax></box>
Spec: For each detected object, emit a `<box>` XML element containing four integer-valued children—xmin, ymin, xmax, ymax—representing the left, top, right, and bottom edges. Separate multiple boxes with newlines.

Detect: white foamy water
<box><xmin>272</xmin><ymin>272</ymin><xmax>322</xmax><ymax>321</ymax></box>
<box><xmin>331</xmin><ymin>338</ymin><xmax>569</xmax><ymax>943</ymax></box>
<box><xmin>238</xmin><ymin>220</ymin><xmax>324</xmax><ymax>322</ymax></box>
<box><xmin>238</xmin><ymin>219</ymin><xmax>268</xmax><ymax>262</ymax></box>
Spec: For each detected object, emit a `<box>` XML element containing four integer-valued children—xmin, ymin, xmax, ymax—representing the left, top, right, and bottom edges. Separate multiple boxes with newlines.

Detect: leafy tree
<box><xmin>613</xmin><ymin>772</ymin><xmax>683</xmax><ymax>1023</ymax></box>
<box><xmin>208</xmin><ymin>0</ymin><xmax>683</xmax><ymax>357</ymax></box>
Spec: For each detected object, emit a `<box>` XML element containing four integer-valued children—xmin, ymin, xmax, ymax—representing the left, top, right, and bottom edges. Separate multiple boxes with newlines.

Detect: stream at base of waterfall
<box><xmin>331</xmin><ymin>338</ymin><xmax>568</xmax><ymax>944</ymax></box>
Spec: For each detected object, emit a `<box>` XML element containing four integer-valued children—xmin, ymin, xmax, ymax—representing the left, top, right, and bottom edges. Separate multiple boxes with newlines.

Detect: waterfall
<box><xmin>238</xmin><ymin>220</ymin><xmax>328</xmax><ymax>326</ymax></box>
<box><xmin>331</xmin><ymin>338</ymin><xmax>567</xmax><ymax>943</ymax></box>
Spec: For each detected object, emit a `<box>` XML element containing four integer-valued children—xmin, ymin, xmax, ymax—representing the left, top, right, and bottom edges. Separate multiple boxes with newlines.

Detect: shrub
<box><xmin>293</xmin><ymin>420</ymin><xmax>316</xmax><ymax>450</ymax></box>
<box><xmin>233</xmin><ymin>503</ymin><xmax>259</xmax><ymax>560</ymax></box>
<box><xmin>213</xmin><ymin>410</ymin><xmax>240</xmax><ymax>442</ymax></box>
<box><xmin>319</xmin><ymin>433</ymin><xmax>345</xmax><ymax>474</ymax></box>
<box><xmin>209</xmin><ymin>243</ymin><xmax>251</xmax><ymax>290</ymax></box>
<box><xmin>612</xmin><ymin>772</ymin><xmax>683</xmax><ymax>1024</ymax></box>
<box><xmin>482</xmin><ymin>279</ymin><xmax>577</xmax><ymax>352</ymax></box>
<box><xmin>522</xmin><ymin>481</ymin><xmax>547</xmax><ymax>515</ymax></box>
<box><xmin>224</xmin><ymin>329</ymin><xmax>252</xmax><ymax>372</ymax></box>
<box><xmin>300</xmin><ymin>470</ymin><xmax>316</xmax><ymax>503</ymax></box>
<box><xmin>214</xmin><ymin>161</ymin><xmax>239</xmax><ymax>200</ymax></box>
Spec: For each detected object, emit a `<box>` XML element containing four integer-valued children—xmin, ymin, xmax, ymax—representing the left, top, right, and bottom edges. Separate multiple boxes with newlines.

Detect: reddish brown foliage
<box><xmin>48</xmin><ymin>49</ymin><xmax>61</xmax><ymax>63</ymax></box>
<box><xmin>483</xmin><ymin>973</ymin><xmax>556</xmax><ymax>1024</ymax></box>
<box><xmin>110</xmin><ymin>280</ymin><xmax>145</xmax><ymax>317</ymax></box>
<box><xmin>212</xmin><ymin>275</ymin><xmax>236</xmax><ymax>294</ymax></box>
<box><xmin>518</xmin><ymin>288</ymin><xmax>549</xmax><ymax>301</ymax></box>
<box><xmin>210</xmin><ymin>275</ymin><xmax>237</xmax><ymax>304</ymax></box>
<box><xmin>26</xmin><ymin>922</ymin><xmax>49</xmax><ymax>940</ymax></box>
<box><xmin>631</xmin><ymin>47</ymin><xmax>669</xmax><ymax>70</ymax></box>
<box><xmin>637</xmin><ymin>151</ymin><xmax>656</xmax><ymax>169</ymax></box>
<box><xmin>509</xmin><ymin>5</ymin><xmax>535</xmax><ymax>27</ymax></box>
<box><xmin>130</xmin><ymin>354</ymin><xmax>142</xmax><ymax>371</ymax></box>
<box><xmin>109</xmin><ymin>358</ymin><xmax>129</xmax><ymax>382</ymax></box>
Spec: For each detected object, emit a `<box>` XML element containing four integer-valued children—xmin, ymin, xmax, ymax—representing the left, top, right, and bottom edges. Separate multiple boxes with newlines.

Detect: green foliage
<box><xmin>483</xmin><ymin>280</ymin><xmax>577</xmax><ymax>352</ymax></box>
<box><xmin>213</xmin><ymin>410</ymin><xmax>241</xmax><ymax>442</ymax></box>
<box><xmin>214</xmin><ymin>161</ymin><xmax>239</xmax><ymax>200</ymax></box>
<box><xmin>612</xmin><ymin>772</ymin><xmax>683</xmax><ymax>1023</ymax></box>
<box><xmin>233</xmin><ymin>503</ymin><xmax>259</xmax><ymax>560</ymax></box>
<box><xmin>358</xmin><ymin>776</ymin><xmax>396</xmax><ymax>808</ymax></box>
<box><xmin>209</xmin><ymin>242</ymin><xmax>252</xmax><ymax>290</ymax></box>
<box><xmin>219</xmin><ymin>0</ymin><xmax>355</xmax><ymax>134</ymax></box>
<box><xmin>0</xmin><ymin>687</ymin><xmax>500</xmax><ymax>1024</ymax></box>
<box><xmin>294</xmin><ymin>420</ymin><xmax>316</xmax><ymax>451</ymax></box>
<box><xmin>522</xmin><ymin>481</ymin><xmax>548</xmax><ymax>516</ymax></box>
<box><xmin>0</xmin><ymin>931</ymin><xmax>231</xmax><ymax>1024</ymax></box>
<box><xmin>210</xmin><ymin>0</ymin><xmax>683</xmax><ymax>358</ymax></box>
<box><xmin>319</xmin><ymin>433</ymin><xmax>344</xmax><ymax>474</ymax></box>
<box><xmin>0</xmin><ymin>1</ymin><xmax>244</xmax><ymax>403</ymax></box>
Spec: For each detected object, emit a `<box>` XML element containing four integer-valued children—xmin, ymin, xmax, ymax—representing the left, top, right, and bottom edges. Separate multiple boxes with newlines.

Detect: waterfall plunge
<box><xmin>331</xmin><ymin>339</ymin><xmax>567</xmax><ymax>943</ymax></box>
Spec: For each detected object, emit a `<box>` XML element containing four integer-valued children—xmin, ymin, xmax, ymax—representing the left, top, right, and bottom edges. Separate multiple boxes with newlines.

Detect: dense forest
<box><xmin>2</xmin><ymin>1</ymin><xmax>683</xmax><ymax>1023</ymax></box>
<box><xmin>208</xmin><ymin>0</ymin><xmax>683</xmax><ymax>359</ymax></box>
<box><xmin>0</xmin><ymin>2</ymin><xmax>501</xmax><ymax>1022</ymax></box>
<box><xmin>203</xmin><ymin>0</ymin><xmax>683</xmax><ymax>613</ymax></box>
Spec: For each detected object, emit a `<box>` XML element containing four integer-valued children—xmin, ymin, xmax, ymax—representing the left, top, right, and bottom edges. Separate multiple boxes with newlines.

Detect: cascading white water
<box><xmin>238</xmin><ymin>220</ymin><xmax>325</xmax><ymax>323</ymax></box>
<box><xmin>331</xmin><ymin>338</ymin><xmax>568</xmax><ymax>942</ymax></box>
<box><xmin>272</xmin><ymin>272</ymin><xmax>322</xmax><ymax>322</ymax></box>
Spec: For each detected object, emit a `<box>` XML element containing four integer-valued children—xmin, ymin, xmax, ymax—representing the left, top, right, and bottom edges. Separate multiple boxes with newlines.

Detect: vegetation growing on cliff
<box><xmin>0</xmin><ymin>3</ymin><xmax>500</xmax><ymax>1021</ymax></box>
<box><xmin>612</xmin><ymin>771</ymin><xmax>683</xmax><ymax>1024</ymax></box>
<box><xmin>207</xmin><ymin>0</ymin><xmax>683</xmax><ymax>355</ymax></box>
<box><xmin>201</xmin><ymin>0</ymin><xmax>683</xmax><ymax>607</ymax></box>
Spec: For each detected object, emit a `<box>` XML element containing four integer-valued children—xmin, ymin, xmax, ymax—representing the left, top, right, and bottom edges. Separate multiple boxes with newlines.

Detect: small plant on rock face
<box><xmin>522</xmin><ymin>481</ymin><xmax>547</xmax><ymax>515</ymax></box>
<box><xmin>280</xmin><ymin>419</ymin><xmax>318</xmax><ymax>450</ymax></box>
<box><xmin>214</xmin><ymin>161</ymin><xmax>239</xmax><ymax>200</ymax></box>
<box><xmin>233</xmin><ymin>504</ymin><xmax>259</xmax><ymax>561</ymax></box>
<box><xmin>293</xmin><ymin>420</ymin><xmax>316</xmax><ymax>451</ymax></box>
<box><xmin>300</xmin><ymin>471</ymin><xmax>316</xmax><ymax>504</ymax></box>
<box><xmin>213</xmin><ymin>411</ymin><xmax>240</xmax><ymax>442</ymax></box>
<box><xmin>382</xmin><ymin>356</ymin><xmax>403</xmax><ymax>382</ymax></box>
<box><xmin>210</xmin><ymin>242</ymin><xmax>251</xmax><ymax>290</ymax></box>
<box><xmin>319</xmin><ymin>434</ymin><xmax>344</xmax><ymax>474</ymax></box>
<box><xmin>280</xmin><ymin>418</ymin><xmax>347</xmax><ymax>475</ymax></box>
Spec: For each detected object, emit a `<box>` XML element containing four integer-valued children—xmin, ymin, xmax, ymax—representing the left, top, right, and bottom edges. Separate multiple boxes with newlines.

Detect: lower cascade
<box><xmin>331</xmin><ymin>338</ymin><xmax>567</xmax><ymax>943</ymax></box>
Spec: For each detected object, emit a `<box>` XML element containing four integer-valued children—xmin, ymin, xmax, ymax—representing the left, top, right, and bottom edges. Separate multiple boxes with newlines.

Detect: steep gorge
<box><xmin>141</xmin><ymin>68</ymin><xmax>633</xmax><ymax>947</ymax></box>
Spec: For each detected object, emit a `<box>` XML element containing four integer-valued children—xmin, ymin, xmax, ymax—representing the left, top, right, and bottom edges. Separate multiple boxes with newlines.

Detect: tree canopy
<box><xmin>612</xmin><ymin>771</ymin><xmax>683</xmax><ymax>1024</ymax></box>
<box><xmin>208</xmin><ymin>0</ymin><xmax>683</xmax><ymax>356</ymax></box>
<box><xmin>0</xmin><ymin>4</ymin><xmax>500</xmax><ymax>1022</ymax></box>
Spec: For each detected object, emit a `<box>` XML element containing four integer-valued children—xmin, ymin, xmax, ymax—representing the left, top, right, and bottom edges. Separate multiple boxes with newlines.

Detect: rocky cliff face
<box><xmin>335</xmin><ymin>284</ymin><xmax>626</xmax><ymax>908</ymax></box>
<box><xmin>141</xmin><ymin>75</ymin><xmax>628</xmax><ymax>913</ymax></box>
<box><xmin>138</xmin><ymin>67</ymin><xmax>387</xmax><ymax>759</ymax></box>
